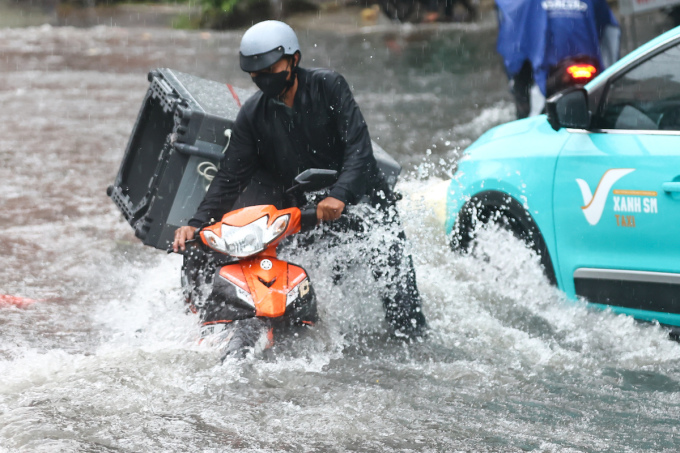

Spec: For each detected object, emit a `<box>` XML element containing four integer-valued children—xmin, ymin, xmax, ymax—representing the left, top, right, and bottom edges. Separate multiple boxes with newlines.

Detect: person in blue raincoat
<box><xmin>496</xmin><ymin>0</ymin><xmax>620</xmax><ymax>118</ymax></box>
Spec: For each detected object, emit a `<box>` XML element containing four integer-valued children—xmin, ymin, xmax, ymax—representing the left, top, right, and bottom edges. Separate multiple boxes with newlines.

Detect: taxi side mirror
<box><xmin>546</xmin><ymin>88</ymin><xmax>591</xmax><ymax>131</ymax></box>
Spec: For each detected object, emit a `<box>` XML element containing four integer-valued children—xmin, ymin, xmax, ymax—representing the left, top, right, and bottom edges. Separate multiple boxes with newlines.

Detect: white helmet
<box><xmin>239</xmin><ymin>21</ymin><xmax>300</xmax><ymax>73</ymax></box>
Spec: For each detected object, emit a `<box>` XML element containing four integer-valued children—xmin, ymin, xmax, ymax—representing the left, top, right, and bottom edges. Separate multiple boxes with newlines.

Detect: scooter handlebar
<box><xmin>167</xmin><ymin>237</ymin><xmax>197</xmax><ymax>254</ymax></box>
<box><xmin>299</xmin><ymin>206</ymin><xmax>319</xmax><ymax>232</ymax></box>
<box><xmin>299</xmin><ymin>202</ymin><xmax>349</xmax><ymax>232</ymax></box>
<box><xmin>169</xmin><ymin>203</ymin><xmax>334</xmax><ymax>254</ymax></box>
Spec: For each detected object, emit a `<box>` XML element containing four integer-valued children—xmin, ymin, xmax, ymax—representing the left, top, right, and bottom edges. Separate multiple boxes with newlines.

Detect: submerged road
<box><xmin>1</xmin><ymin>20</ymin><xmax>680</xmax><ymax>452</ymax></box>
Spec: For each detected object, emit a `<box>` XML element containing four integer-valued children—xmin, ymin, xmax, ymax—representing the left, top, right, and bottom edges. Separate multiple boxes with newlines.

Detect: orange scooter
<box><xmin>185</xmin><ymin>169</ymin><xmax>336</xmax><ymax>358</ymax></box>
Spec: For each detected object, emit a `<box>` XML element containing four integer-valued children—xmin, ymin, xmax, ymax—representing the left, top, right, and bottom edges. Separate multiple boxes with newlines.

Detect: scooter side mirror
<box><xmin>289</xmin><ymin>168</ymin><xmax>338</xmax><ymax>193</ymax></box>
<box><xmin>546</xmin><ymin>87</ymin><xmax>591</xmax><ymax>131</ymax></box>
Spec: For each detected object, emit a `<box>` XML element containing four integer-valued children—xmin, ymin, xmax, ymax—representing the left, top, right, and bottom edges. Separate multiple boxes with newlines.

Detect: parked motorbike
<box><xmin>379</xmin><ymin>0</ymin><xmax>421</xmax><ymax>22</ymax></box>
<box><xmin>512</xmin><ymin>54</ymin><xmax>600</xmax><ymax>118</ymax></box>
<box><xmin>181</xmin><ymin>169</ymin><xmax>337</xmax><ymax>359</ymax></box>
<box><xmin>545</xmin><ymin>55</ymin><xmax>600</xmax><ymax>98</ymax></box>
<box><xmin>378</xmin><ymin>0</ymin><xmax>477</xmax><ymax>23</ymax></box>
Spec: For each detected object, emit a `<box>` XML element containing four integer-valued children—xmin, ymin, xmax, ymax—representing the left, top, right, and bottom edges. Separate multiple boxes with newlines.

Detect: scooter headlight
<box><xmin>263</xmin><ymin>215</ymin><xmax>290</xmax><ymax>243</ymax></box>
<box><xmin>202</xmin><ymin>229</ymin><xmax>229</xmax><ymax>254</ymax></box>
<box><xmin>219</xmin><ymin>214</ymin><xmax>290</xmax><ymax>258</ymax></box>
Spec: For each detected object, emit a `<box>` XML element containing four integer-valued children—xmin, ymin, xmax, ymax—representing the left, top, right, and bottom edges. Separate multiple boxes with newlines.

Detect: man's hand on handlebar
<box><xmin>317</xmin><ymin>196</ymin><xmax>345</xmax><ymax>222</ymax></box>
<box><xmin>173</xmin><ymin>226</ymin><xmax>197</xmax><ymax>253</ymax></box>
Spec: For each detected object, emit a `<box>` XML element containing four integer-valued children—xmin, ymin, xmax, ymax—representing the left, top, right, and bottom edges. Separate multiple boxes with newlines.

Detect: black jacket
<box><xmin>189</xmin><ymin>68</ymin><xmax>379</xmax><ymax>227</ymax></box>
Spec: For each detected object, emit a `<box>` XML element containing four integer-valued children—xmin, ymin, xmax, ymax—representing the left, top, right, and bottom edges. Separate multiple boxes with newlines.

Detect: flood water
<box><xmin>2</xmin><ymin>13</ymin><xmax>680</xmax><ymax>452</ymax></box>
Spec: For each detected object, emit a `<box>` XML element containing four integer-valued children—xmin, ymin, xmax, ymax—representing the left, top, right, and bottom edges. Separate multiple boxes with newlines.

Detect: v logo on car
<box><xmin>575</xmin><ymin>168</ymin><xmax>635</xmax><ymax>225</ymax></box>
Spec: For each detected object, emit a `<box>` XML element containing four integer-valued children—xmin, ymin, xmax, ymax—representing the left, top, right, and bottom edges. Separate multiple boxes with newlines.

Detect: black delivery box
<box><xmin>108</xmin><ymin>68</ymin><xmax>401</xmax><ymax>251</ymax></box>
<box><xmin>108</xmin><ymin>68</ymin><xmax>247</xmax><ymax>250</ymax></box>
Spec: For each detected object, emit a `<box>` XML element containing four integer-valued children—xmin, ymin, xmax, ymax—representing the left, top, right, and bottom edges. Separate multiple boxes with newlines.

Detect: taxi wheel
<box><xmin>450</xmin><ymin>190</ymin><xmax>557</xmax><ymax>285</ymax></box>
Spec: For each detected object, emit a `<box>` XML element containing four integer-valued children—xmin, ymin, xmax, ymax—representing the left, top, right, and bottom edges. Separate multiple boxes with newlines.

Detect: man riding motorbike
<box><xmin>172</xmin><ymin>20</ymin><xmax>427</xmax><ymax>339</ymax></box>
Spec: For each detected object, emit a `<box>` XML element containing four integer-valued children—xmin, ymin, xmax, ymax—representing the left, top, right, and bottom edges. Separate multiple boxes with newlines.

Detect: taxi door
<box><xmin>552</xmin><ymin>40</ymin><xmax>680</xmax><ymax>321</ymax></box>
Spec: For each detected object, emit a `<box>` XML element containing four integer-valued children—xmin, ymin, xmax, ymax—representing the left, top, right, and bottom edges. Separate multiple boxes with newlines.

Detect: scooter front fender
<box><xmin>201</xmin><ymin>257</ymin><xmax>317</xmax><ymax>328</ymax></box>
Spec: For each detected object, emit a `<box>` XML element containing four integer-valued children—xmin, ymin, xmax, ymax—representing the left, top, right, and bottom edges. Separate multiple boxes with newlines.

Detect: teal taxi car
<box><xmin>446</xmin><ymin>26</ymin><xmax>680</xmax><ymax>327</ymax></box>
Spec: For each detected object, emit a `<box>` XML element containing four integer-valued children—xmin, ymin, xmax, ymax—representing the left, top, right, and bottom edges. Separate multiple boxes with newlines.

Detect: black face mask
<box><xmin>252</xmin><ymin>70</ymin><xmax>291</xmax><ymax>98</ymax></box>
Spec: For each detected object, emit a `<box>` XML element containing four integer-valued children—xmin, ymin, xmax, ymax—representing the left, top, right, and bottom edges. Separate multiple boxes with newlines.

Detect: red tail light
<box><xmin>566</xmin><ymin>64</ymin><xmax>597</xmax><ymax>80</ymax></box>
